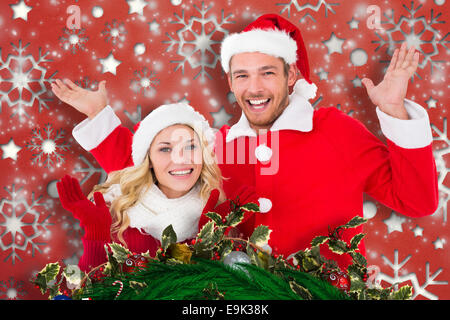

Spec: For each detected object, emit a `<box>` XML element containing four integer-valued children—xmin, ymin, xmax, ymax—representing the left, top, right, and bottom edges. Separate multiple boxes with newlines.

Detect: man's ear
<box><xmin>287</xmin><ymin>63</ymin><xmax>298</xmax><ymax>87</ymax></box>
<box><xmin>226</xmin><ymin>73</ymin><xmax>233</xmax><ymax>92</ymax></box>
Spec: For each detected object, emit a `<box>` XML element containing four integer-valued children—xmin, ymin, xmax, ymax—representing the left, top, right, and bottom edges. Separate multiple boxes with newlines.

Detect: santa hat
<box><xmin>132</xmin><ymin>103</ymin><xmax>216</xmax><ymax>166</ymax></box>
<box><xmin>220</xmin><ymin>13</ymin><xmax>317</xmax><ymax>100</ymax></box>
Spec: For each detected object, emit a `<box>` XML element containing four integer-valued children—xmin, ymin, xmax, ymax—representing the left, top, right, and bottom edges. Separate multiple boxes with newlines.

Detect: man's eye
<box><xmin>263</xmin><ymin>71</ymin><xmax>275</xmax><ymax>76</ymax></box>
<box><xmin>235</xmin><ymin>74</ymin><xmax>247</xmax><ymax>79</ymax></box>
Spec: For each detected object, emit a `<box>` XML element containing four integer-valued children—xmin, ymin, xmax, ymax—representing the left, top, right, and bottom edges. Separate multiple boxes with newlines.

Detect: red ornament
<box><xmin>326</xmin><ymin>270</ymin><xmax>351</xmax><ymax>293</ymax></box>
<box><xmin>122</xmin><ymin>254</ymin><xmax>149</xmax><ymax>273</ymax></box>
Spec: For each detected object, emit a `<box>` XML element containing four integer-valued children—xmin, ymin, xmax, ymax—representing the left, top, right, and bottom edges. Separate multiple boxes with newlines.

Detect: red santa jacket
<box><xmin>72</xmin><ymin>97</ymin><xmax>438</xmax><ymax>269</ymax></box>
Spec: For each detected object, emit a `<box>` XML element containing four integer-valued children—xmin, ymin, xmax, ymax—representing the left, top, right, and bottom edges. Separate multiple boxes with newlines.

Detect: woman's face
<box><xmin>148</xmin><ymin>124</ymin><xmax>203</xmax><ymax>199</ymax></box>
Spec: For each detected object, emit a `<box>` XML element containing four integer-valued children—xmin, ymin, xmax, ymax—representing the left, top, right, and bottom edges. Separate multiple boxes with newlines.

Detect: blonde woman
<box><xmin>57</xmin><ymin>103</ymin><xmax>257</xmax><ymax>273</ymax></box>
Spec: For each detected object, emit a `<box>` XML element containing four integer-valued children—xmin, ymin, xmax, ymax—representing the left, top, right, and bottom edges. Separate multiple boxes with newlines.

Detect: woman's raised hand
<box><xmin>51</xmin><ymin>78</ymin><xmax>108</xmax><ymax>119</ymax></box>
<box><xmin>57</xmin><ymin>175</ymin><xmax>112</xmax><ymax>241</ymax></box>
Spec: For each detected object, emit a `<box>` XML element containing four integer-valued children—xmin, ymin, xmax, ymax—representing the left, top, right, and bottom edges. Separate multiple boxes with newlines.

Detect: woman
<box><xmin>57</xmin><ymin>102</ymin><xmax>257</xmax><ymax>273</ymax></box>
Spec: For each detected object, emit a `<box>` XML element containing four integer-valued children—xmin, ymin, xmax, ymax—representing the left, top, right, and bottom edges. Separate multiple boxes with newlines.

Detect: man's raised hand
<box><xmin>51</xmin><ymin>78</ymin><xmax>108</xmax><ymax>119</ymax></box>
<box><xmin>362</xmin><ymin>42</ymin><xmax>420</xmax><ymax>120</ymax></box>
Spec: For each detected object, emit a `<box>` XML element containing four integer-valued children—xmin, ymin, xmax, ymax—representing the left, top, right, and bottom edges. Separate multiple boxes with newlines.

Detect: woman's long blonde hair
<box><xmin>88</xmin><ymin>125</ymin><xmax>224</xmax><ymax>246</ymax></box>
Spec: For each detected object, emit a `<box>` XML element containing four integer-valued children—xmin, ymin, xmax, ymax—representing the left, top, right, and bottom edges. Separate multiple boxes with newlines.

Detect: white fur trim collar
<box><xmin>226</xmin><ymin>80</ymin><xmax>317</xmax><ymax>142</ymax></box>
<box><xmin>104</xmin><ymin>183</ymin><xmax>205</xmax><ymax>242</ymax></box>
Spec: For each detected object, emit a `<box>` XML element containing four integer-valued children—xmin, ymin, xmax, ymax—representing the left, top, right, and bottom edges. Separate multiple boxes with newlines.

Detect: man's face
<box><xmin>227</xmin><ymin>52</ymin><xmax>297</xmax><ymax>131</ymax></box>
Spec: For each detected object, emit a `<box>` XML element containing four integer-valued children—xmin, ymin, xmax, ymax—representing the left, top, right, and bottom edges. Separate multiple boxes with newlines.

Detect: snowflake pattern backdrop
<box><xmin>0</xmin><ymin>0</ymin><xmax>448</xmax><ymax>300</ymax></box>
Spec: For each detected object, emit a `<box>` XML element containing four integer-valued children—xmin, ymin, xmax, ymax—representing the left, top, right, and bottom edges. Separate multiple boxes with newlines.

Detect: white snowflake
<box><xmin>26</xmin><ymin>123</ymin><xmax>70</xmax><ymax>169</ymax></box>
<box><xmin>0</xmin><ymin>185</ymin><xmax>53</xmax><ymax>265</ymax></box>
<box><xmin>163</xmin><ymin>1</ymin><xmax>234</xmax><ymax>82</ymax></box>
<box><xmin>376</xmin><ymin>250</ymin><xmax>448</xmax><ymax>300</ymax></box>
<box><xmin>373</xmin><ymin>2</ymin><xmax>449</xmax><ymax>77</ymax></box>
<box><xmin>72</xmin><ymin>155</ymin><xmax>107</xmax><ymax>186</ymax></box>
<box><xmin>0</xmin><ymin>41</ymin><xmax>57</xmax><ymax>119</ymax></box>
<box><xmin>124</xmin><ymin>105</ymin><xmax>142</xmax><ymax>127</ymax></box>
<box><xmin>276</xmin><ymin>0</ymin><xmax>339</xmax><ymax>18</ymax></box>
<box><xmin>101</xmin><ymin>19</ymin><xmax>127</xmax><ymax>46</ymax></box>
<box><xmin>59</xmin><ymin>27</ymin><xmax>89</xmax><ymax>54</ymax></box>
<box><xmin>0</xmin><ymin>277</ymin><xmax>27</xmax><ymax>300</ymax></box>
<box><xmin>431</xmin><ymin>118</ymin><xmax>450</xmax><ymax>223</ymax></box>
<box><xmin>130</xmin><ymin>67</ymin><xmax>159</xmax><ymax>97</ymax></box>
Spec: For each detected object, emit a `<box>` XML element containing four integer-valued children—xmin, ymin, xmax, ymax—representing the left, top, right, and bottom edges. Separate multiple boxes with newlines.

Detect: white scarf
<box><xmin>103</xmin><ymin>183</ymin><xmax>205</xmax><ymax>242</ymax></box>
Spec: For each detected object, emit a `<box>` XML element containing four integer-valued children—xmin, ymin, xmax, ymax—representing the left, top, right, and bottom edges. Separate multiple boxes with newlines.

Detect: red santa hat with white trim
<box><xmin>220</xmin><ymin>13</ymin><xmax>317</xmax><ymax>100</ymax></box>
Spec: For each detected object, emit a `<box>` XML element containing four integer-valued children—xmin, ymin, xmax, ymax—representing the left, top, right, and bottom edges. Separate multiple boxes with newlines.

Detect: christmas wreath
<box><xmin>32</xmin><ymin>200</ymin><xmax>412</xmax><ymax>300</ymax></box>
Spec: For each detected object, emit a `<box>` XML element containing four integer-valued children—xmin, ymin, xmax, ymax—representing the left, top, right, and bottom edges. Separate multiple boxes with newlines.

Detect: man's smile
<box><xmin>246</xmin><ymin>98</ymin><xmax>271</xmax><ymax>111</ymax></box>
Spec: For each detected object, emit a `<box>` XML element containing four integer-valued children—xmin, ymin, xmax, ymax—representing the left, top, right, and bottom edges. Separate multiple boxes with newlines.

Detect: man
<box><xmin>51</xmin><ymin>14</ymin><xmax>438</xmax><ymax>269</ymax></box>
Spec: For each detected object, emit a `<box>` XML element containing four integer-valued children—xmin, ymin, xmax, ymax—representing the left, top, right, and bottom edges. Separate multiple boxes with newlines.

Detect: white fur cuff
<box><xmin>376</xmin><ymin>99</ymin><xmax>433</xmax><ymax>149</ymax></box>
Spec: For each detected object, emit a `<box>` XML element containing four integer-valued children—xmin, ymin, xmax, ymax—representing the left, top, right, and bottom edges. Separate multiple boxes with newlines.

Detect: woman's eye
<box><xmin>159</xmin><ymin>147</ymin><xmax>171</xmax><ymax>152</ymax></box>
<box><xmin>186</xmin><ymin>144</ymin><xmax>198</xmax><ymax>150</ymax></box>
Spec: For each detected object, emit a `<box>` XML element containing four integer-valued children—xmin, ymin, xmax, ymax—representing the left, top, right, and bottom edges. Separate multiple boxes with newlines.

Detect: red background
<box><xmin>0</xmin><ymin>0</ymin><xmax>448</xmax><ymax>299</ymax></box>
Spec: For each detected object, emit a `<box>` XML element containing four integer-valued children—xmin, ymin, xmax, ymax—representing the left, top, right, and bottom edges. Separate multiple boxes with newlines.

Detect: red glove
<box><xmin>198</xmin><ymin>185</ymin><xmax>259</xmax><ymax>230</ymax></box>
<box><xmin>57</xmin><ymin>175</ymin><xmax>112</xmax><ymax>241</ymax></box>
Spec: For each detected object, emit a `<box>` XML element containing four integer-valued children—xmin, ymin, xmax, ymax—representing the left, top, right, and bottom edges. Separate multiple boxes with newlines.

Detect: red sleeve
<box><xmin>90</xmin><ymin>125</ymin><xmax>135</xmax><ymax>173</ymax></box>
<box><xmin>324</xmin><ymin>108</ymin><xmax>439</xmax><ymax>217</ymax></box>
<box><xmin>364</xmin><ymin>138</ymin><xmax>439</xmax><ymax>217</ymax></box>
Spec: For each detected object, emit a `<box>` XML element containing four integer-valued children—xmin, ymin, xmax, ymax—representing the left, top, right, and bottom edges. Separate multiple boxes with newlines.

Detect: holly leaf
<box><xmin>390</xmin><ymin>285</ymin><xmax>412</xmax><ymax>300</ymax></box>
<box><xmin>103</xmin><ymin>244</ymin><xmax>121</xmax><ymax>276</ymax></box>
<box><xmin>194</xmin><ymin>221</ymin><xmax>216</xmax><ymax>257</ymax></box>
<box><xmin>247</xmin><ymin>246</ymin><xmax>264</xmax><ymax>268</ymax></box>
<box><xmin>33</xmin><ymin>262</ymin><xmax>61</xmax><ymax>295</ymax></box>
<box><xmin>302</xmin><ymin>256</ymin><xmax>322</xmax><ymax>272</ymax></box>
<box><xmin>327</xmin><ymin>239</ymin><xmax>348</xmax><ymax>255</ymax></box>
<box><xmin>349</xmin><ymin>233</ymin><xmax>366</xmax><ymax>251</ymax></box>
<box><xmin>203</xmin><ymin>282</ymin><xmax>225</xmax><ymax>300</ymax></box>
<box><xmin>109</xmin><ymin>242</ymin><xmax>132</xmax><ymax>264</ymax></box>
<box><xmin>311</xmin><ymin>235</ymin><xmax>329</xmax><ymax>247</ymax></box>
<box><xmin>350</xmin><ymin>251</ymin><xmax>367</xmax><ymax>267</ymax></box>
<box><xmin>347</xmin><ymin>263</ymin><xmax>366</xmax><ymax>282</ymax></box>
<box><xmin>249</xmin><ymin>225</ymin><xmax>272</xmax><ymax>247</ymax></box>
<box><xmin>349</xmin><ymin>278</ymin><xmax>367</xmax><ymax>293</ymax></box>
<box><xmin>226</xmin><ymin>209</ymin><xmax>244</xmax><ymax>227</ymax></box>
<box><xmin>205</xmin><ymin>211</ymin><xmax>224</xmax><ymax>226</ymax></box>
<box><xmin>38</xmin><ymin>262</ymin><xmax>60</xmax><ymax>283</ymax></box>
<box><xmin>161</xmin><ymin>224</ymin><xmax>178</xmax><ymax>251</ymax></box>
<box><xmin>129</xmin><ymin>281</ymin><xmax>148</xmax><ymax>295</ymax></box>
<box><xmin>343</xmin><ymin>216</ymin><xmax>367</xmax><ymax>229</ymax></box>
<box><xmin>197</xmin><ymin>220</ymin><xmax>215</xmax><ymax>240</ymax></box>
<box><xmin>217</xmin><ymin>239</ymin><xmax>233</xmax><ymax>259</ymax></box>
<box><xmin>212</xmin><ymin>226</ymin><xmax>226</xmax><ymax>246</ymax></box>
<box><xmin>289</xmin><ymin>281</ymin><xmax>312</xmax><ymax>300</ymax></box>
<box><xmin>240</xmin><ymin>202</ymin><xmax>260</xmax><ymax>212</ymax></box>
<box><xmin>367</xmin><ymin>287</ymin><xmax>391</xmax><ymax>300</ymax></box>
